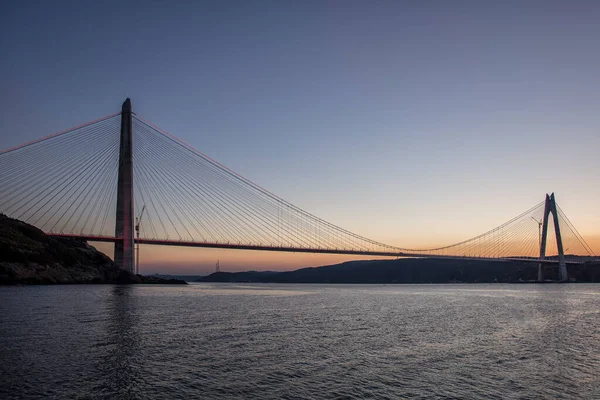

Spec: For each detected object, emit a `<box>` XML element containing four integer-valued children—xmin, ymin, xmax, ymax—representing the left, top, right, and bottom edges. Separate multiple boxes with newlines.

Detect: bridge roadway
<box><xmin>49</xmin><ymin>233</ymin><xmax>586</xmax><ymax>265</ymax></box>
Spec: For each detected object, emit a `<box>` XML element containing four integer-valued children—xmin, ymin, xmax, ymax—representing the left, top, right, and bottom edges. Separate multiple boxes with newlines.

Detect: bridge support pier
<box><xmin>114</xmin><ymin>99</ymin><xmax>135</xmax><ymax>273</ymax></box>
<box><xmin>538</xmin><ymin>193</ymin><xmax>567</xmax><ymax>282</ymax></box>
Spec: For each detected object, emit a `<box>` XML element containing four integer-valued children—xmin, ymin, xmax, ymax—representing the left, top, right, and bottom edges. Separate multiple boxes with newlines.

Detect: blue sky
<box><xmin>1</xmin><ymin>1</ymin><xmax>599</xmax><ymax>273</ymax></box>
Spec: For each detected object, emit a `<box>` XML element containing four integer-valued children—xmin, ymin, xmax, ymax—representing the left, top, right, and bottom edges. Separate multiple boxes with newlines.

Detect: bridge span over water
<box><xmin>1</xmin><ymin>99</ymin><xmax>596</xmax><ymax>281</ymax></box>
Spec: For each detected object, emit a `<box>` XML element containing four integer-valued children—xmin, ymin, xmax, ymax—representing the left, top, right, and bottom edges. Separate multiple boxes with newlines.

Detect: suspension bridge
<box><xmin>0</xmin><ymin>99</ymin><xmax>596</xmax><ymax>281</ymax></box>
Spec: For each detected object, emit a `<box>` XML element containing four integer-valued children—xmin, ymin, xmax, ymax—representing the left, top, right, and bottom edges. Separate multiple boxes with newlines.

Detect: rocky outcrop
<box><xmin>0</xmin><ymin>214</ymin><xmax>185</xmax><ymax>285</ymax></box>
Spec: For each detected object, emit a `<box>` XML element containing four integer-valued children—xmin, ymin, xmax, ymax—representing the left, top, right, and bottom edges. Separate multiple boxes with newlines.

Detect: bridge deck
<box><xmin>49</xmin><ymin>233</ymin><xmax>587</xmax><ymax>265</ymax></box>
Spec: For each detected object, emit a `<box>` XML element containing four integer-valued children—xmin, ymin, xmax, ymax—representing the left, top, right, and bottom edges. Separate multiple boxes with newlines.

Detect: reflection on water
<box><xmin>100</xmin><ymin>286</ymin><xmax>142</xmax><ymax>398</ymax></box>
<box><xmin>190</xmin><ymin>284</ymin><xmax>313</xmax><ymax>296</ymax></box>
<box><xmin>1</xmin><ymin>283</ymin><xmax>600</xmax><ymax>399</ymax></box>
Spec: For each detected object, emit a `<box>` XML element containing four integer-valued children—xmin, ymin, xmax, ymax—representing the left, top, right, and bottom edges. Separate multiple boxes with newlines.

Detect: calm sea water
<box><xmin>1</xmin><ymin>283</ymin><xmax>599</xmax><ymax>399</ymax></box>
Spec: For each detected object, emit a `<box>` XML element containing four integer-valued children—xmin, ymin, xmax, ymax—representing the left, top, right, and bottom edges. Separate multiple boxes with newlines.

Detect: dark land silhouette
<box><xmin>0</xmin><ymin>214</ymin><xmax>185</xmax><ymax>285</ymax></box>
<box><xmin>198</xmin><ymin>258</ymin><xmax>600</xmax><ymax>284</ymax></box>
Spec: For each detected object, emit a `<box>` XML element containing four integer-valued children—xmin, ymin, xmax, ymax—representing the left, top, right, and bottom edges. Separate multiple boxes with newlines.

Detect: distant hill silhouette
<box><xmin>197</xmin><ymin>258</ymin><xmax>600</xmax><ymax>283</ymax></box>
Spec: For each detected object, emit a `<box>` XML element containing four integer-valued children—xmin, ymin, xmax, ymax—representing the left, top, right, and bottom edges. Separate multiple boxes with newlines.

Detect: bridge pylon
<box><xmin>538</xmin><ymin>193</ymin><xmax>568</xmax><ymax>281</ymax></box>
<box><xmin>114</xmin><ymin>99</ymin><xmax>135</xmax><ymax>273</ymax></box>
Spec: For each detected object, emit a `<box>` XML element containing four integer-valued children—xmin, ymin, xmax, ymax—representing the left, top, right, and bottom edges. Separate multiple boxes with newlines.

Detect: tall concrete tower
<box><xmin>114</xmin><ymin>99</ymin><xmax>135</xmax><ymax>273</ymax></box>
<box><xmin>538</xmin><ymin>193</ymin><xmax>568</xmax><ymax>281</ymax></box>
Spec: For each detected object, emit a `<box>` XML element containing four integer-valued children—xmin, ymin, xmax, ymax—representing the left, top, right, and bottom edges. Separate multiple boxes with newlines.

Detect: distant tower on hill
<box><xmin>215</xmin><ymin>260</ymin><xmax>220</xmax><ymax>273</ymax></box>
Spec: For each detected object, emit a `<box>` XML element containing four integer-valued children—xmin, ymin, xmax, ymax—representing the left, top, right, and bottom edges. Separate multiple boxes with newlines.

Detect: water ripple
<box><xmin>1</xmin><ymin>283</ymin><xmax>600</xmax><ymax>399</ymax></box>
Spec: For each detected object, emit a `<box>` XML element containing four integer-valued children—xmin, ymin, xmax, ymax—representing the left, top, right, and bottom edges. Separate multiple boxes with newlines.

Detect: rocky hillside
<box><xmin>0</xmin><ymin>214</ymin><xmax>185</xmax><ymax>285</ymax></box>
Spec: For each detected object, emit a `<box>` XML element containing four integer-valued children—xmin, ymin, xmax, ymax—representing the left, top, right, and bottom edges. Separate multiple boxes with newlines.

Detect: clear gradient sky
<box><xmin>1</xmin><ymin>1</ymin><xmax>599</xmax><ymax>274</ymax></box>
